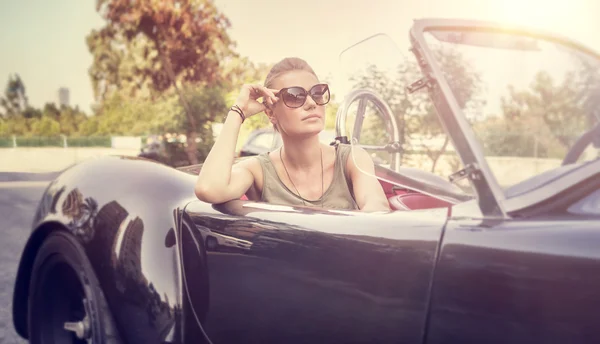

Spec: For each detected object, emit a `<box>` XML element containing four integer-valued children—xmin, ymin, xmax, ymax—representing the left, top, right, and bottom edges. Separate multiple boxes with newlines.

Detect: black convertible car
<box><xmin>12</xmin><ymin>19</ymin><xmax>600</xmax><ymax>344</ymax></box>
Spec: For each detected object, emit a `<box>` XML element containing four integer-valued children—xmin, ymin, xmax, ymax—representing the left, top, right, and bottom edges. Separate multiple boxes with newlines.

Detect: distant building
<box><xmin>58</xmin><ymin>87</ymin><xmax>70</xmax><ymax>107</ymax></box>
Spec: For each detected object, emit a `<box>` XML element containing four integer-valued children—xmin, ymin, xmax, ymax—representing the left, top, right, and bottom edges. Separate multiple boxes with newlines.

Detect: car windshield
<box><xmin>337</xmin><ymin>33</ymin><xmax>475</xmax><ymax>196</ymax></box>
<box><xmin>422</xmin><ymin>29</ymin><xmax>600</xmax><ymax>190</ymax></box>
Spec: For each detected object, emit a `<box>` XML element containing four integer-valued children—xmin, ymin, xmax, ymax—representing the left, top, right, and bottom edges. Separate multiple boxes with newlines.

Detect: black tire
<box><xmin>27</xmin><ymin>231</ymin><xmax>122</xmax><ymax>344</ymax></box>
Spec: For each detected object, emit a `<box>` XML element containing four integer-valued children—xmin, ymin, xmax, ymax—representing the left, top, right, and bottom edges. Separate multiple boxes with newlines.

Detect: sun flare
<box><xmin>493</xmin><ymin>0</ymin><xmax>587</xmax><ymax>32</ymax></box>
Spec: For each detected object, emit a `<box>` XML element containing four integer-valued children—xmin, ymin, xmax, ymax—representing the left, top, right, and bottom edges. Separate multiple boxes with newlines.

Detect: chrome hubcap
<box><xmin>64</xmin><ymin>315</ymin><xmax>90</xmax><ymax>340</ymax></box>
<box><xmin>63</xmin><ymin>297</ymin><xmax>92</xmax><ymax>342</ymax></box>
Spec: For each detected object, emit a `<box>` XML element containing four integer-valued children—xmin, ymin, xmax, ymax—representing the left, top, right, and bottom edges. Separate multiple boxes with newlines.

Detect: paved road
<box><xmin>0</xmin><ymin>179</ymin><xmax>49</xmax><ymax>344</ymax></box>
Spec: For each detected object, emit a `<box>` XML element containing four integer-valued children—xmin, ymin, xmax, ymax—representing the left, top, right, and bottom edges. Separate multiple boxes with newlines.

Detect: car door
<box><xmin>425</xmin><ymin>196</ymin><xmax>600</xmax><ymax>344</ymax></box>
<box><xmin>183</xmin><ymin>199</ymin><xmax>449</xmax><ymax>344</ymax></box>
<box><xmin>407</xmin><ymin>18</ymin><xmax>600</xmax><ymax>344</ymax></box>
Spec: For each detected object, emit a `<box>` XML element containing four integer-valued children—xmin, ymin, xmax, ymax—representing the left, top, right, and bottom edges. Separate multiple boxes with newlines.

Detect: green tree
<box><xmin>349</xmin><ymin>49</ymin><xmax>482</xmax><ymax>172</ymax></box>
<box><xmin>576</xmin><ymin>58</ymin><xmax>600</xmax><ymax>135</ymax></box>
<box><xmin>86</xmin><ymin>26</ymin><xmax>126</xmax><ymax>102</ymax></box>
<box><xmin>180</xmin><ymin>85</ymin><xmax>227</xmax><ymax>160</ymax></box>
<box><xmin>42</xmin><ymin>103</ymin><xmax>61</xmax><ymax>120</ymax></box>
<box><xmin>350</xmin><ymin>63</ymin><xmax>414</xmax><ymax>147</ymax></box>
<box><xmin>78</xmin><ymin>116</ymin><xmax>101</xmax><ymax>136</ymax></box>
<box><xmin>94</xmin><ymin>93</ymin><xmax>164</xmax><ymax>135</ymax></box>
<box><xmin>29</xmin><ymin>115</ymin><xmax>61</xmax><ymax>136</ymax></box>
<box><xmin>0</xmin><ymin>117</ymin><xmax>6</xmax><ymax>136</ymax></box>
<box><xmin>0</xmin><ymin>75</ymin><xmax>93</xmax><ymax>137</ymax></box>
<box><xmin>223</xmin><ymin>57</ymin><xmax>273</xmax><ymax>132</ymax></box>
<box><xmin>481</xmin><ymin>70</ymin><xmax>590</xmax><ymax>158</ymax></box>
<box><xmin>0</xmin><ymin>116</ymin><xmax>29</xmax><ymax>135</ymax></box>
<box><xmin>0</xmin><ymin>75</ymin><xmax>43</xmax><ymax>136</ymax></box>
<box><xmin>324</xmin><ymin>96</ymin><xmax>339</xmax><ymax>130</ymax></box>
<box><xmin>0</xmin><ymin>74</ymin><xmax>29</xmax><ymax>118</ymax></box>
<box><xmin>90</xmin><ymin>0</ymin><xmax>234</xmax><ymax>164</ymax></box>
<box><xmin>57</xmin><ymin>105</ymin><xmax>89</xmax><ymax>136</ymax></box>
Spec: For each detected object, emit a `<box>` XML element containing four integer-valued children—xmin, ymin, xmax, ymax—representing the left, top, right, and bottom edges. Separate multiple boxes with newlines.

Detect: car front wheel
<box><xmin>27</xmin><ymin>231</ymin><xmax>122</xmax><ymax>344</ymax></box>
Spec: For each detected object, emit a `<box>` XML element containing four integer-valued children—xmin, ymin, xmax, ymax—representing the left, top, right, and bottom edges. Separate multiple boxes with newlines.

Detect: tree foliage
<box><xmin>89</xmin><ymin>0</ymin><xmax>233</xmax><ymax>97</ymax></box>
<box><xmin>0</xmin><ymin>75</ymin><xmax>92</xmax><ymax>137</ymax></box>
<box><xmin>86</xmin><ymin>0</ymin><xmax>235</xmax><ymax>163</ymax></box>
<box><xmin>477</xmin><ymin>60</ymin><xmax>600</xmax><ymax>159</ymax></box>
<box><xmin>349</xmin><ymin>49</ymin><xmax>482</xmax><ymax>172</ymax></box>
<box><xmin>0</xmin><ymin>74</ymin><xmax>29</xmax><ymax>118</ymax></box>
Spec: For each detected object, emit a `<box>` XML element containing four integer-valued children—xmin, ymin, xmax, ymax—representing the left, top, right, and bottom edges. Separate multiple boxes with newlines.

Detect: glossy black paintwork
<box><xmin>183</xmin><ymin>200</ymin><xmax>449</xmax><ymax>343</ymax></box>
<box><xmin>426</xmin><ymin>216</ymin><xmax>600</xmax><ymax>344</ymax></box>
<box><xmin>13</xmin><ymin>154</ymin><xmax>600</xmax><ymax>344</ymax></box>
<box><xmin>13</xmin><ymin>156</ymin><xmax>199</xmax><ymax>343</ymax></box>
<box><xmin>13</xmin><ymin>19</ymin><xmax>600</xmax><ymax>344</ymax></box>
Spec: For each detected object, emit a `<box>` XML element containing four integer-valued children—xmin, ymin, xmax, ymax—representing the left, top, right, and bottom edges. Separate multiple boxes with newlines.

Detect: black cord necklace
<box><xmin>279</xmin><ymin>147</ymin><xmax>324</xmax><ymax>207</ymax></box>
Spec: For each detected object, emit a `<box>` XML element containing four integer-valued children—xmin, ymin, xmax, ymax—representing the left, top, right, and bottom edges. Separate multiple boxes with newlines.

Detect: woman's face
<box><xmin>268</xmin><ymin>70</ymin><xmax>327</xmax><ymax>138</ymax></box>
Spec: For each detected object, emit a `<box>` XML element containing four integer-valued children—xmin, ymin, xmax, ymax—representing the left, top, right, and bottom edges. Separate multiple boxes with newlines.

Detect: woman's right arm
<box><xmin>194</xmin><ymin>84</ymin><xmax>278</xmax><ymax>204</ymax></box>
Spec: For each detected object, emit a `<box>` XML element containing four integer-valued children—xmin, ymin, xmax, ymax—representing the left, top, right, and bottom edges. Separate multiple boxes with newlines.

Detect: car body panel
<box><xmin>183</xmin><ymin>199</ymin><xmax>450</xmax><ymax>343</ymax></box>
<box><xmin>426</xmin><ymin>215</ymin><xmax>600</xmax><ymax>344</ymax></box>
<box><xmin>13</xmin><ymin>156</ymin><xmax>199</xmax><ymax>343</ymax></box>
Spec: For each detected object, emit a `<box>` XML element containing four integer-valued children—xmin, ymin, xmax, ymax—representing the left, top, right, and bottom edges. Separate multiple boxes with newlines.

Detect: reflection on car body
<box><xmin>195</xmin><ymin>224</ymin><xmax>252</xmax><ymax>252</ymax></box>
<box><xmin>11</xmin><ymin>18</ymin><xmax>600</xmax><ymax>344</ymax></box>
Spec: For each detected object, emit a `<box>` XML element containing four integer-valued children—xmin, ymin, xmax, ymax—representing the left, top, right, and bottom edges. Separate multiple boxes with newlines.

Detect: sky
<box><xmin>0</xmin><ymin>0</ymin><xmax>598</xmax><ymax>114</ymax></box>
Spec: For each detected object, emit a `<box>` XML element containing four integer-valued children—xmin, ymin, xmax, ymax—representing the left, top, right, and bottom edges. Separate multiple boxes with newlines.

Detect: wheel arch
<box><xmin>13</xmin><ymin>156</ymin><xmax>202</xmax><ymax>342</ymax></box>
<box><xmin>12</xmin><ymin>221</ymin><xmax>70</xmax><ymax>338</ymax></box>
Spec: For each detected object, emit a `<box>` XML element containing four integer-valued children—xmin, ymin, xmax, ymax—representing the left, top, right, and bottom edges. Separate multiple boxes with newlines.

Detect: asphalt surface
<box><xmin>0</xmin><ymin>172</ymin><xmax>60</xmax><ymax>183</ymax></box>
<box><xmin>0</xmin><ymin>173</ymin><xmax>51</xmax><ymax>344</ymax></box>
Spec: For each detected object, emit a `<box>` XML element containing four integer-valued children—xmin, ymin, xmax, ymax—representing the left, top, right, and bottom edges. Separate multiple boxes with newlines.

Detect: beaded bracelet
<box><xmin>229</xmin><ymin>105</ymin><xmax>245</xmax><ymax>123</ymax></box>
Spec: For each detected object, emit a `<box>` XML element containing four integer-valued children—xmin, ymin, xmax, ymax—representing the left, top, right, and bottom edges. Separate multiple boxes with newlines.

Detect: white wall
<box><xmin>111</xmin><ymin>136</ymin><xmax>142</xmax><ymax>150</ymax></box>
<box><xmin>0</xmin><ymin>147</ymin><xmax>140</xmax><ymax>172</ymax></box>
<box><xmin>0</xmin><ymin>147</ymin><xmax>565</xmax><ymax>187</ymax></box>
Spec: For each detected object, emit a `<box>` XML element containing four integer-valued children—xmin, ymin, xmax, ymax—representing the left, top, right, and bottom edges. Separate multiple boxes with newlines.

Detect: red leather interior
<box><xmin>387</xmin><ymin>193</ymin><xmax>451</xmax><ymax>211</ymax></box>
<box><xmin>376</xmin><ymin>172</ymin><xmax>452</xmax><ymax>211</ymax></box>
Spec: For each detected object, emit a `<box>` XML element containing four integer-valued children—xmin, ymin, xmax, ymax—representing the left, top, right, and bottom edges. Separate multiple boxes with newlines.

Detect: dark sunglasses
<box><xmin>275</xmin><ymin>83</ymin><xmax>331</xmax><ymax>108</ymax></box>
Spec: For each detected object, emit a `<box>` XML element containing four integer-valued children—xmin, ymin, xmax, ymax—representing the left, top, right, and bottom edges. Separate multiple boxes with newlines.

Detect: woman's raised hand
<box><xmin>234</xmin><ymin>84</ymin><xmax>279</xmax><ymax>118</ymax></box>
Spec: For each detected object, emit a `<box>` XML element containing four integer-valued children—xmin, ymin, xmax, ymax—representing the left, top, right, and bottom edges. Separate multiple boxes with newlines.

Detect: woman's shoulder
<box><xmin>333</xmin><ymin>143</ymin><xmax>353</xmax><ymax>162</ymax></box>
<box><xmin>234</xmin><ymin>154</ymin><xmax>266</xmax><ymax>193</ymax></box>
<box><xmin>335</xmin><ymin>143</ymin><xmax>352</xmax><ymax>152</ymax></box>
<box><xmin>234</xmin><ymin>154</ymin><xmax>265</xmax><ymax>171</ymax></box>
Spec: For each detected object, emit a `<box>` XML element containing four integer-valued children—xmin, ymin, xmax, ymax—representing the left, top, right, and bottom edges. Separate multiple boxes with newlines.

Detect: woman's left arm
<box><xmin>347</xmin><ymin>147</ymin><xmax>391</xmax><ymax>212</ymax></box>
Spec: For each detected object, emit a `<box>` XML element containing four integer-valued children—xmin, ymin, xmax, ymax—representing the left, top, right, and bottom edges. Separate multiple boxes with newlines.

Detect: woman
<box><xmin>195</xmin><ymin>57</ymin><xmax>389</xmax><ymax>212</ymax></box>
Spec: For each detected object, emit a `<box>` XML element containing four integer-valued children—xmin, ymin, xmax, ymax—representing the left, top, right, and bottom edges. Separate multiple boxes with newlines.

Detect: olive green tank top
<box><xmin>256</xmin><ymin>144</ymin><xmax>359</xmax><ymax>210</ymax></box>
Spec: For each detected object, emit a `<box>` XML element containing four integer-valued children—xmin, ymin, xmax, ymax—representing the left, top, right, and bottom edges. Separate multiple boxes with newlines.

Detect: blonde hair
<box><xmin>264</xmin><ymin>57</ymin><xmax>318</xmax><ymax>132</ymax></box>
<box><xmin>264</xmin><ymin>57</ymin><xmax>318</xmax><ymax>88</ymax></box>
